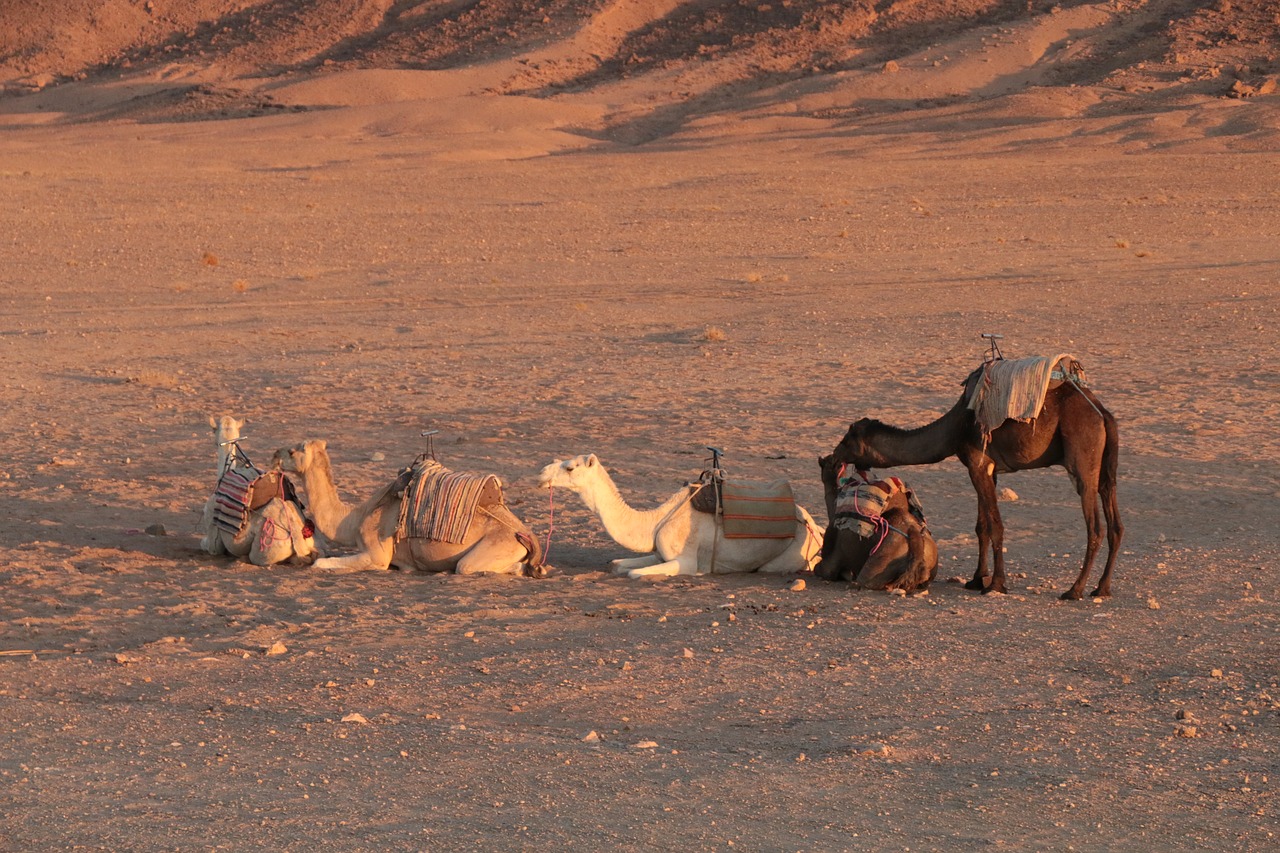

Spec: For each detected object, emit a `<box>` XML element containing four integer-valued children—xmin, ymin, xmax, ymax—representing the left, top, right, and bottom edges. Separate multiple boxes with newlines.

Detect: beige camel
<box><xmin>273</xmin><ymin>440</ymin><xmax>544</xmax><ymax>576</ymax></box>
<box><xmin>537</xmin><ymin>454</ymin><xmax>823</xmax><ymax>578</ymax></box>
<box><xmin>198</xmin><ymin>416</ymin><xmax>319</xmax><ymax>566</ymax></box>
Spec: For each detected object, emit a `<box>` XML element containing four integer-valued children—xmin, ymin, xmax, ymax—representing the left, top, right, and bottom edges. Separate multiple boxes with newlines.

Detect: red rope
<box><xmin>543</xmin><ymin>486</ymin><xmax>554</xmax><ymax>563</ymax></box>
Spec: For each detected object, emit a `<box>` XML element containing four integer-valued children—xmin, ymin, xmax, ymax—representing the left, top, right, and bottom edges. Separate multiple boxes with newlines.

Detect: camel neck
<box><xmin>576</xmin><ymin>467</ymin><xmax>689</xmax><ymax>554</ymax></box>
<box><xmin>872</xmin><ymin>398</ymin><xmax>970</xmax><ymax>467</ymax></box>
<box><xmin>299</xmin><ymin>450</ymin><xmax>354</xmax><ymax>542</ymax></box>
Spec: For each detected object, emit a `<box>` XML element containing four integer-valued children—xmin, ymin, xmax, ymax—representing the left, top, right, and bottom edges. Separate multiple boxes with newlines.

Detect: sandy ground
<box><xmin>2</xmin><ymin>2</ymin><xmax>1279</xmax><ymax>849</ymax></box>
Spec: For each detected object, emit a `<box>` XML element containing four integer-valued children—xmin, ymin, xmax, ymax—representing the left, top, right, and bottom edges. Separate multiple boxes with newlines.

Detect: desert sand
<box><xmin>1</xmin><ymin>1</ymin><xmax>1277</xmax><ymax>849</ymax></box>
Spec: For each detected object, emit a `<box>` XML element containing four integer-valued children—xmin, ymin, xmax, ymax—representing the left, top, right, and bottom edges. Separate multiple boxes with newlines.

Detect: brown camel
<box><xmin>814</xmin><ymin>455</ymin><xmax>937</xmax><ymax>593</ymax></box>
<box><xmin>830</xmin><ymin>364</ymin><xmax>1122</xmax><ymax>599</ymax></box>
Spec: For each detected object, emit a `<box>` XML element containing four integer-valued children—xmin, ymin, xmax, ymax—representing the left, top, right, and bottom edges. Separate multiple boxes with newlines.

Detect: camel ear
<box><xmin>586</xmin><ymin>454</ymin><xmax>598</xmax><ymax>467</ymax></box>
<box><xmin>234</xmin><ymin>417</ymin><xmax>246</xmax><ymax>430</ymax></box>
<box><xmin>317</xmin><ymin>439</ymin><xmax>327</xmax><ymax>451</ymax></box>
<box><xmin>209</xmin><ymin>415</ymin><xmax>218</xmax><ymax>429</ymax></box>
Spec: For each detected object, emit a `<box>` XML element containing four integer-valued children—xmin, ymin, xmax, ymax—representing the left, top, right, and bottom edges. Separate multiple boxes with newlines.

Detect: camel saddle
<box><xmin>211</xmin><ymin>465</ymin><xmax>306</xmax><ymax>534</ymax></box>
<box><xmin>833</xmin><ymin>474</ymin><xmax>927</xmax><ymax>540</ymax></box>
<box><xmin>966</xmin><ymin>353</ymin><xmax>1086</xmax><ymax>437</ymax></box>
<box><xmin>689</xmin><ymin>477</ymin><xmax>798</xmax><ymax>540</ymax></box>
<box><xmin>394</xmin><ymin>455</ymin><xmax>504</xmax><ymax>544</ymax></box>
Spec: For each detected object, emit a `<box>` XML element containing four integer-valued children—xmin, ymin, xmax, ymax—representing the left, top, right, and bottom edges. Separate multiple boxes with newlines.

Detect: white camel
<box><xmin>273</xmin><ymin>440</ymin><xmax>544</xmax><ymax>576</ymax></box>
<box><xmin>538</xmin><ymin>454</ymin><xmax>823</xmax><ymax>578</ymax></box>
<box><xmin>198</xmin><ymin>416</ymin><xmax>318</xmax><ymax>566</ymax></box>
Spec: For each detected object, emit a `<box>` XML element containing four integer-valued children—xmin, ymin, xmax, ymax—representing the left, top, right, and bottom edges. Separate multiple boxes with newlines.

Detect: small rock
<box><xmin>998</xmin><ymin>487</ymin><xmax>1018</xmax><ymax>501</ymax></box>
<box><xmin>882</xmin><ymin>60</ymin><xmax>900</xmax><ymax>73</ymax></box>
<box><xmin>1147</xmin><ymin>597</ymin><xmax>1160</xmax><ymax>610</ymax></box>
<box><xmin>581</xmin><ymin>731</ymin><xmax>600</xmax><ymax>743</ymax></box>
<box><xmin>1176</xmin><ymin>724</ymin><xmax>1198</xmax><ymax>738</ymax></box>
<box><xmin>371</xmin><ymin>451</ymin><xmax>386</xmax><ymax>462</ymax></box>
<box><xmin>1210</xmin><ymin>668</ymin><xmax>1224</xmax><ymax>679</ymax></box>
<box><xmin>1176</xmin><ymin>709</ymin><xmax>1195</xmax><ymax>721</ymax></box>
<box><xmin>265</xmin><ymin>641</ymin><xmax>287</xmax><ymax>656</ymax></box>
<box><xmin>788</xmin><ymin>578</ymin><xmax>806</xmax><ymax>592</ymax></box>
<box><xmin>341</xmin><ymin>713</ymin><xmax>369</xmax><ymax>724</ymax></box>
<box><xmin>631</xmin><ymin>740</ymin><xmax>659</xmax><ymax>749</ymax></box>
<box><xmin>682</xmin><ymin>648</ymin><xmax>695</xmax><ymax>659</ymax></box>
<box><xmin>145</xmin><ymin>523</ymin><xmax>167</xmax><ymax>536</ymax></box>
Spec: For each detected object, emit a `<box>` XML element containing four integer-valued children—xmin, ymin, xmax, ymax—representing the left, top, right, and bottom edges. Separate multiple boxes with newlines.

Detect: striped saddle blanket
<box><xmin>967</xmin><ymin>353</ymin><xmax>1086</xmax><ymax>437</ymax></box>
<box><xmin>395</xmin><ymin>456</ymin><xmax>504</xmax><ymax>544</ymax></box>
<box><xmin>833</xmin><ymin>474</ymin><xmax>926</xmax><ymax>538</ymax></box>
<box><xmin>690</xmin><ymin>478</ymin><xmax>798</xmax><ymax>540</ymax></box>
<box><xmin>211</xmin><ymin>465</ymin><xmax>297</xmax><ymax>534</ymax></box>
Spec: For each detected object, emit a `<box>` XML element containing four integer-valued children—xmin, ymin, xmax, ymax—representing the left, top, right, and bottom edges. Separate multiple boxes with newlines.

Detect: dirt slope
<box><xmin>2</xmin><ymin>0</ymin><xmax>1278</xmax><ymax>138</ymax></box>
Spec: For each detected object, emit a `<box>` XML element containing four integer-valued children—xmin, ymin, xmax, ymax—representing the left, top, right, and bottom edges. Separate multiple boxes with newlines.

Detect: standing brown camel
<box><xmin>830</xmin><ymin>364</ymin><xmax>1122</xmax><ymax>599</ymax></box>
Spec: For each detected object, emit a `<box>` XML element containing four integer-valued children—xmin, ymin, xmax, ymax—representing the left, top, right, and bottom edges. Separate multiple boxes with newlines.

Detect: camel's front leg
<box><xmin>610</xmin><ymin>554</ymin><xmax>662</xmax><ymax>574</ymax></box>
<box><xmin>626</xmin><ymin>554</ymin><xmax>697</xmax><ymax>579</ymax></box>
<box><xmin>963</xmin><ymin>460</ymin><xmax>1004</xmax><ymax>593</ymax></box>
<box><xmin>314</xmin><ymin>535</ymin><xmax>395</xmax><ymax>572</ymax></box>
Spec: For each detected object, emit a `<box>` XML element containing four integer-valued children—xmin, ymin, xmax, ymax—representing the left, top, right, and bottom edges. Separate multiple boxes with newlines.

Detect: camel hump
<box><xmin>967</xmin><ymin>353</ymin><xmax>1082</xmax><ymax>435</ymax></box>
<box><xmin>396</xmin><ymin>456</ymin><xmax>505</xmax><ymax>544</ymax></box>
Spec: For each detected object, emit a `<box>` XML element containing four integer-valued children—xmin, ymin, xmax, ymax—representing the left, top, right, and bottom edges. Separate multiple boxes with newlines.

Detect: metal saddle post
<box><xmin>704</xmin><ymin>445</ymin><xmax>726</xmax><ymax>513</ymax></box>
<box><xmin>981</xmin><ymin>332</ymin><xmax>1005</xmax><ymax>364</ymax></box>
<box><xmin>420</xmin><ymin>429</ymin><xmax>440</xmax><ymax>463</ymax></box>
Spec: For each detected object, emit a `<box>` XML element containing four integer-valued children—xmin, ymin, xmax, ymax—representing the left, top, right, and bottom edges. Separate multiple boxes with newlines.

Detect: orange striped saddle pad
<box><xmin>691</xmin><ymin>478</ymin><xmax>797</xmax><ymax>540</ymax></box>
<box><xmin>396</xmin><ymin>456</ymin><xmax>504</xmax><ymax>544</ymax></box>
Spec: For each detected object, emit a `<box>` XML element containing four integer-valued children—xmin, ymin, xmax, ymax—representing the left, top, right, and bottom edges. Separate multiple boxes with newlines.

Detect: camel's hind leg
<box><xmin>1089</xmin><ymin>417</ymin><xmax>1123</xmax><ymax>598</ymax></box>
<box><xmin>1060</xmin><ymin>430</ymin><xmax>1108</xmax><ymax>600</ymax></box>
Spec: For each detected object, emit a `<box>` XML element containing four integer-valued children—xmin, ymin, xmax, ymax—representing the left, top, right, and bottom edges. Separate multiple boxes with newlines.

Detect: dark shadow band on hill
<box><xmin>70</xmin><ymin>84</ymin><xmax>328</xmax><ymax>124</ymax></box>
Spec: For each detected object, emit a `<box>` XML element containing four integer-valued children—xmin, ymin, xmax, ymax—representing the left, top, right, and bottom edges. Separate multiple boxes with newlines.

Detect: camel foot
<box><xmin>525</xmin><ymin>563</ymin><xmax>552</xmax><ymax>579</ymax></box>
<box><xmin>964</xmin><ymin>577</ymin><xmax>987</xmax><ymax>591</ymax></box>
<box><xmin>1089</xmin><ymin>586</ymin><xmax>1111</xmax><ymax>598</ymax></box>
<box><xmin>981</xmin><ymin>584</ymin><xmax>1006</xmax><ymax>595</ymax></box>
<box><xmin>1059</xmin><ymin>588</ymin><xmax>1085</xmax><ymax>601</ymax></box>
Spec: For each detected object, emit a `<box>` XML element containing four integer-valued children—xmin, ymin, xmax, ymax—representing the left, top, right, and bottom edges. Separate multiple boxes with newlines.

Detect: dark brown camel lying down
<box><xmin>814</xmin><ymin>455</ymin><xmax>937</xmax><ymax>593</ymax></box>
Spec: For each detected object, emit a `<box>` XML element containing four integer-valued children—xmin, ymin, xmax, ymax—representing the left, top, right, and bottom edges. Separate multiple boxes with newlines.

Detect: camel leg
<box><xmin>812</xmin><ymin>525</ymin><xmax>844</xmax><ymax>582</ymax></box>
<box><xmin>454</xmin><ymin>534</ymin><xmax>528</xmax><ymax>576</ymax></box>
<box><xmin>1061</xmin><ymin>477</ymin><xmax>1104</xmax><ymax>601</ymax></box>
<box><xmin>198</xmin><ymin>498</ymin><xmax>227</xmax><ymax>555</ymax></box>
<box><xmin>963</xmin><ymin>460</ymin><xmax>1004</xmax><ymax>593</ymax></box>
<box><xmin>611</xmin><ymin>554</ymin><xmax>663</xmax><ymax>574</ymax></box>
<box><xmin>1090</xmin><ymin>421</ymin><xmax>1124</xmax><ymax>598</ymax></box>
<box><xmin>626</xmin><ymin>554</ymin><xmax>696</xmax><ymax>579</ymax></box>
<box><xmin>314</xmin><ymin>533</ymin><xmax>395</xmax><ymax>572</ymax></box>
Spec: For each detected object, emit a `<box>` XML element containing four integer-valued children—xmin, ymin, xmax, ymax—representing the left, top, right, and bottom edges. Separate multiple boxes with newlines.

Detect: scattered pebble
<box><xmin>1147</xmin><ymin>597</ymin><xmax>1160</xmax><ymax>610</ymax></box>
<box><xmin>1211</xmin><ymin>668</ymin><xmax>1224</xmax><ymax>679</ymax></box>
<box><xmin>998</xmin><ymin>487</ymin><xmax>1018</xmax><ymax>501</ymax></box>
<box><xmin>1176</xmin><ymin>724</ymin><xmax>1198</xmax><ymax>738</ymax></box>
<box><xmin>145</xmin><ymin>523</ymin><xmax>167</xmax><ymax>536</ymax></box>
<box><xmin>265</xmin><ymin>641</ymin><xmax>287</xmax><ymax>656</ymax></box>
<box><xmin>788</xmin><ymin>578</ymin><xmax>806</xmax><ymax>592</ymax></box>
<box><xmin>340</xmin><ymin>713</ymin><xmax>368</xmax><ymax>724</ymax></box>
<box><xmin>631</xmin><ymin>740</ymin><xmax>658</xmax><ymax>749</ymax></box>
<box><xmin>581</xmin><ymin>731</ymin><xmax>600</xmax><ymax>743</ymax></box>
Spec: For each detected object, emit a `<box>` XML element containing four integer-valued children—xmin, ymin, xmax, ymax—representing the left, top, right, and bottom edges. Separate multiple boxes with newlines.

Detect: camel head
<box><xmin>831</xmin><ymin>419</ymin><xmax>886</xmax><ymax>479</ymax></box>
<box><xmin>274</xmin><ymin>439</ymin><xmax>327</xmax><ymax>474</ymax></box>
<box><xmin>537</xmin><ymin>454</ymin><xmax>601</xmax><ymax>494</ymax></box>
<box><xmin>210</xmin><ymin>415</ymin><xmax>245</xmax><ymax>445</ymax></box>
<box><xmin>817</xmin><ymin>454</ymin><xmax>840</xmax><ymax>491</ymax></box>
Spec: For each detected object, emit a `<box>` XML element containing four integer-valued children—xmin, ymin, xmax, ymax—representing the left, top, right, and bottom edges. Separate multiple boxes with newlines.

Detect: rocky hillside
<box><xmin>2</xmin><ymin>0</ymin><xmax>1277</xmax><ymax>131</ymax></box>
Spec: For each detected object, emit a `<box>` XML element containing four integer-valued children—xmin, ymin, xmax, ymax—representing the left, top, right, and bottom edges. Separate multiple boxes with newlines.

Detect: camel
<box><xmin>198</xmin><ymin>416</ymin><xmax>319</xmax><ymax>567</ymax></box>
<box><xmin>537</xmin><ymin>454</ymin><xmax>824</xmax><ymax>579</ymax></box>
<box><xmin>830</xmin><ymin>363</ymin><xmax>1123</xmax><ymax>599</ymax></box>
<box><xmin>815</xmin><ymin>455</ymin><xmax>937</xmax><ymax>593</ymax></box>
<box><xmin>273</xmin><ymin>440</ymin><xmax>544</xmax><ymax>576</ymax></box>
